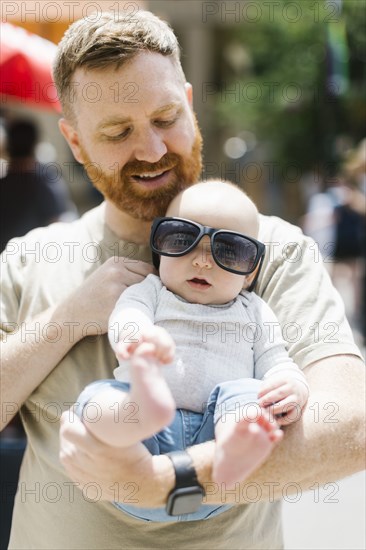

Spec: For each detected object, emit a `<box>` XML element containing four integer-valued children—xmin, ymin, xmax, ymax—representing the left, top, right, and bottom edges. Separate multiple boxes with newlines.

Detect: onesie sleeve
<box><xmin>244</xmin><ymin>292</ymin><xmax>307</xmax><ymax>386</ymax></box>
<box><xmin>108</xmin><ymin>273</ymin><xmax>162</xmax><ymax>339</ymax></box>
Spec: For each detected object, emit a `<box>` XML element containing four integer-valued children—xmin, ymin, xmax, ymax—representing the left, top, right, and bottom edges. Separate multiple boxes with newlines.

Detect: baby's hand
<box><xmin>258</xmin><ymin>372</ymin><xmax>309</xmax><ymax>425</ymax></box>
<box><xmin>116</xmin><ymin>326</ymin><xmax>175</xmax><ymax>364</ymax></box>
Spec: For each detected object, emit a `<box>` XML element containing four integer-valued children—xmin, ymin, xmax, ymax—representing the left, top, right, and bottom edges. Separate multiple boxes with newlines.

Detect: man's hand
<box><xmin>59</xmin><ymin>409</ymin><xmax>175</xmax><ymax>506</ymax></box>
<box><xmin>68</xmin><ymin>257</ymin><xmax>154</xmax><ymax>338</ymax></box>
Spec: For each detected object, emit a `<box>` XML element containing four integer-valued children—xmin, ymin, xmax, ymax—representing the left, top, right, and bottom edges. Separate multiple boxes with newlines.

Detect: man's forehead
<box><xmin>71</xmin><ymin>61</ymin><xmax>186</xmax><ymax>115</ymax></box>
<box><xmin>72</xmin><ymin>52</ymin><xmax>181</xmax><ymax>88</ymax></box>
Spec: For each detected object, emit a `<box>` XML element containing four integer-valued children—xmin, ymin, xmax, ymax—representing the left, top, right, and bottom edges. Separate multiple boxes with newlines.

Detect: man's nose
<box><xmin>134</xmin><ymin>128</ymin><xmax>168</xmax><ymax>163</ymax></box>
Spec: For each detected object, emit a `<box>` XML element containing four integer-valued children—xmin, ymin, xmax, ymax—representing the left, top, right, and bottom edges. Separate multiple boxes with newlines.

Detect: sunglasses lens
<box><xmin>213</xmin><ymin>234</ymin><xmax>258</xmax><ymax>273</ymax></box>
<box><xmin>153</xmin><ymin>220</ymin><xmax>199</xmax><ymax>254</ymax></box>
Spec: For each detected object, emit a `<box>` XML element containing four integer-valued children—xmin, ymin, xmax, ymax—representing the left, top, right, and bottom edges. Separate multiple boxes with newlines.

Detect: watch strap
<box><xmin>166</xmin><ymin>451</ymin><xmax>203</xmax><ymax>490</ymax></box>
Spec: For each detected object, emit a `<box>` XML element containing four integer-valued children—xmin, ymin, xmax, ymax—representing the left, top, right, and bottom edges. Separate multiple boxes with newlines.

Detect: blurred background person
<box><xmin>333</xmin><ymin>139</ymin><xmax>366</xmax><ymax>343</ymax></box>
<box><xmin>0</xmin><ymin>116</ymin><xmax>76</xmax><ymax>252</ymax></box>
<box><xmin>302</xmin><ymin>140</ymin><xmax>365</xmax><ymax>344</ymax></box>
<box><xmin>301</xmin><ymin>174</ymin><xmax>341</xmax><ymax>269</ymax></box>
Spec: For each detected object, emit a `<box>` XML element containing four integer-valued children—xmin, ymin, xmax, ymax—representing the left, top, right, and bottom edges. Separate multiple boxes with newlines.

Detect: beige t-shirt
<box><xmin>1</xmin><ymin>204</ymin><xmax>361</xmax><ymax>550</ymax></box>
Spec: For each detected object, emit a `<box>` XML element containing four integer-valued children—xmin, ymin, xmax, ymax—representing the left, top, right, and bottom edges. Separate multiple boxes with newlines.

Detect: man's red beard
<box><xmin>79</xmin><ymin>117</ymin><xmax>203</xmax><ymax>221</ymax></box>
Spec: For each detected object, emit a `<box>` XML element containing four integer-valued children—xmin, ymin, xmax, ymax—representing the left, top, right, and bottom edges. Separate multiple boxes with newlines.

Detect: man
<box><xmin>1</xmin><ymin>10</ymin><xmax>364</xmax><ymax>550</ymax></box>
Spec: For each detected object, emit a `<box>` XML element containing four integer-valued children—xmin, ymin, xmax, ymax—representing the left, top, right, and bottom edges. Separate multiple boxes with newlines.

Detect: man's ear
<box><xmin>185</xmin><ymin>82</ymin><xmax>193</xmax><ymax>108</ymax></box>
<box><xmin>58</xmin><ymin>118</ymin><xmax>84</xmax><ymax>164</ymax></box>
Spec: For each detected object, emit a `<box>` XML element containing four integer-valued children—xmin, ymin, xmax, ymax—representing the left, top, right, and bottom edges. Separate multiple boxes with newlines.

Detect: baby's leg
<box><xmin>81</xmin><ymin>344</ymin><xmax>175</xmax><ymax>448</ymax></box>
<box><xmin>211</xmin><ymin>381</ymin><xmax>283</xmax><ymax>489</ymax></box>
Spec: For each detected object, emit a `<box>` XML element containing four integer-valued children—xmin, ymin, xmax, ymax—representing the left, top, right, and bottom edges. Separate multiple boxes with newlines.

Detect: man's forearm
<box><xmin>0</xmin><ymin>302</ymin><xmax>84</xmax><ymax>430</ymax></box>
<box><xmin>187</xmin><ymin>355</ymin><xmax>365</xmax><ymax>505</ymax></box>
<box><xmin>59</xmin><ymin>354</ymin><xmax>364</xmax><ymax>509</ymax></box>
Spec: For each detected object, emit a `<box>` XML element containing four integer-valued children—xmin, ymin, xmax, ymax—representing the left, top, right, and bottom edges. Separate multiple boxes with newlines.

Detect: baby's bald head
<box><xmin>166</xmin><ymin>180</ymin><xmax>259</xmax><ymax>238</ymax></box>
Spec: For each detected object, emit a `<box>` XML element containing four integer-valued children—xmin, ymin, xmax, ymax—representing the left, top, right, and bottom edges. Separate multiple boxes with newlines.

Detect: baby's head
<box><xmin>151</xmin><ymin>180</ymin><xmax>265</xmax><ymax>305</ymax></box>
<box><xmin>166</xmin><ymin>179</ymin><xmax>259</xmax><ymax>236</ymax></box>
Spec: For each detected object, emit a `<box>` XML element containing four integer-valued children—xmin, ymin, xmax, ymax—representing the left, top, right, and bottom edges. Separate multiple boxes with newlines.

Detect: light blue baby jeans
<box><xmin>75</xmin><ymin>377</ymin><xmax>262</xmax><ymax>522</ymax></box>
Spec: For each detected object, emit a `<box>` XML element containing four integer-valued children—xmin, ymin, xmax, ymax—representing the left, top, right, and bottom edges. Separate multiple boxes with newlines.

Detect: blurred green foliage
<box><xmin>213</xmin><ymin>0</ymin><xmax>365</xmax><ymax>178</ymax></box>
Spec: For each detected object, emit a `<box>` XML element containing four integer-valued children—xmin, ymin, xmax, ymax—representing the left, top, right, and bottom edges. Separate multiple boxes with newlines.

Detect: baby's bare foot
<box><xmin>212</xmin><ymin>407</ymin><xmax>283</xmax><ymax>489</ymax></box>
<box><xmin>128</xmin><ymin>344</ymin><xmax>175</xmax><ymax>440</ymax></box>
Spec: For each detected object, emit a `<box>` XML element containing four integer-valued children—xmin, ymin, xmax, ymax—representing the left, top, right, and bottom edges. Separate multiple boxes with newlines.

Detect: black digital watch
<box><xmin>165</xmin><ymin>451</ymin><xmax>204</xmax><ymax>516</ymax></box>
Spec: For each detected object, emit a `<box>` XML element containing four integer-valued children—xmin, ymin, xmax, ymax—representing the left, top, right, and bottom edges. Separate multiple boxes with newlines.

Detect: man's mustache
<box><xmin>122</xmin><ymin>153</ymin><xmax>180</xmax><ymax>176</ymax></box>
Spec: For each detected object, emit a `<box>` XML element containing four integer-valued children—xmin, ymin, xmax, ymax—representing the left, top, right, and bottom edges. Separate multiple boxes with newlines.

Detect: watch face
<box><xmin>166</xmin><ymin>487</ymin><xmax>203</xmax><ymax>516</ymax></box>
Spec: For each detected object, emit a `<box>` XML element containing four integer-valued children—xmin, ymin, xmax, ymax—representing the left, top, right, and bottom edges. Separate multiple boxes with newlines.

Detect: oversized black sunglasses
<box><xmin>150</xmin><ymin>217</ymin><xmax>266</xmax><ymax>277</ymax></box>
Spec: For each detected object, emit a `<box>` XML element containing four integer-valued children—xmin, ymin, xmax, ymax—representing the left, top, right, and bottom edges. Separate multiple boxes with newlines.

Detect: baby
<box><xmin>76</xmin><ymin>180</ymin><xmax>309</xmax><ymax>521</ymax></box>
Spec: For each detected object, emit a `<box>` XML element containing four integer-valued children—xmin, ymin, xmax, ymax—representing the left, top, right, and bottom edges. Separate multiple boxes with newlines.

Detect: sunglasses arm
<box><xmin>246</xmin><ymin>254</ymin><xmax>265</xmax><ymax>292</ymax></box>
<box><xmin>152</xmin><ymin>251</ymin><xmax>161</xmax><ymax>271</ymax></box>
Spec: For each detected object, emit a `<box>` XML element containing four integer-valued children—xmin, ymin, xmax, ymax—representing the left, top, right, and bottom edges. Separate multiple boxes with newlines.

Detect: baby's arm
<box><xmin>250</xmin><ymin>293</ymin><xmax>309</xmax><ymax>425</ymax></box>
<box><xmin>258</xmin><ymin>366</ymin><xmax>309</xmax><ymax>425</ymax></box>
<box><xmin>110</xmin><ymin>306</ymin><xmax>175</xmax><ymax>364</ymax></box>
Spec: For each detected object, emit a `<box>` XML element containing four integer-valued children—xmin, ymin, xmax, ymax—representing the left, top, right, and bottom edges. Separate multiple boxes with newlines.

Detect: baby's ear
<box><xmin>242</xmin><ymin>275</ymin><xmax>251</xmax><ymax>290</ymax></box>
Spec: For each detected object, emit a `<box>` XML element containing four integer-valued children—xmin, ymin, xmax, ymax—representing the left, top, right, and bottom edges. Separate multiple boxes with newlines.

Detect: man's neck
<box><xmin>104</xmin><ymin>201</ymin><xmax>151</xmax><ymax>245</ymax></box>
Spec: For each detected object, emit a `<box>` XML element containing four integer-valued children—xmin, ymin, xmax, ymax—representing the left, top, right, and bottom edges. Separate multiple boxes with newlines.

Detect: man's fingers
<box><xmin>114</xmin><ymin>257</ymin><xmax>154</xmax><ymax>277</ymax></box>
<box><xmin>60</xmin><ymin>409</ymin><xmax>84</xmax><ymax>438</ymax></box>
<box><xmin>60</xmin><ymin>410</ymin><xmax>99</xmax><ymax>455</ymax></box>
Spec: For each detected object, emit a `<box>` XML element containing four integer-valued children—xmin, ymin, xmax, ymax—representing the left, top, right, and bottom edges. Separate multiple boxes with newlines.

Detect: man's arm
<box><xmin>59</xmin><ymin>353</ymin><xmax>365</xmax><ymax>506</ymax></box>
<box><xmin>191</xmin><ymin>354</ymin><xmax>365</xmax><ymax>503</ymax></box>
<box><xmin>0</xmin><ymin>257</ymin><xmax>154</xmax><ymax>430</ymax></box>
<box><xmin>1</xmin><ymin>302</ymin><xmax>81</xmax><ymax>431</ymax></box>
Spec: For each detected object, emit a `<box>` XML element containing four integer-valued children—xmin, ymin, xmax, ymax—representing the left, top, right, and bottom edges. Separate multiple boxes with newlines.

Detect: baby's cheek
<box><xmin>159</xmin><ymin>257</ymin><xmax>182</xmax><ymax>289</ymax></box>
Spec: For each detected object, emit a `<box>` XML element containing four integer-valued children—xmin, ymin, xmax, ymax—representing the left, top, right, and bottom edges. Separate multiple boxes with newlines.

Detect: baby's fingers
<box><xmin>116</xmin><ymin>341</ymin><xmax>135</xmax><ymax>360</ymax></box>
<box><xmin>133</xmin><ymin>341</ymin><xmax>157</xmax><ymax>357</ymax></box>
<box><xmin>258</xmin><ymin>384</ymin><xmax>289</xmax><ymax>408</ymax></box>
<box><xmin>270</xmin><ymin>396</ymin><xmax>303</xmax><ymax>425</ymax></box>
<box><xmin>154</xmin><ymin>345</ymin><xmax>175</xmax><ymax>364</ymax></box>
<box><xmin>258</xmin><ymin>376</ymin><xmax>288</xmax><ymax>398</ymax></box>
<box><xmin>141</xmin><ymin>330</ymin><xmax>175</xmax><ymax>363</ymax></box>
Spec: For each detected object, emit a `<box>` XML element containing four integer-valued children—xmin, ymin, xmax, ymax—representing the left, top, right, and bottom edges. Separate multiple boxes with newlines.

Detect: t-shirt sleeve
<box><xmin>257</xmin><ymin>216</ymin><xmax>363</xmax><ymax>368</ymax></box>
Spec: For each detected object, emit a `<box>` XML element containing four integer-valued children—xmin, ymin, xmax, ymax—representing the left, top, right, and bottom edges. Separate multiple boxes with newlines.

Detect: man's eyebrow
<box><xmin>151</xmin><ymin>102</ymin><xmax>183</xmax><ymax>116</ymax></box>
<box><xmin>97</xmin><ymin>103</ymin><xmax>183</xmax><ymax>130</ymax></box>
<box><xmin>97</xmin><ymin>116</ymin><xmax>131</xmax><ymax>130</ymax></box>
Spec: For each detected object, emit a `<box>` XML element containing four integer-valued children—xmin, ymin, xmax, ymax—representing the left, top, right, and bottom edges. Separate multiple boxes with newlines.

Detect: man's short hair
<box><xmin>53</xmin><ymin>10</ymin><xmax>185</xmax><ymax>119</ymax></box>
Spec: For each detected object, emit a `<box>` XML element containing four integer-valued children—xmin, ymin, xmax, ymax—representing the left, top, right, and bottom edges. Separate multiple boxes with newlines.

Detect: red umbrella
<box><xmin>0</xmin><ymin>22</ymin><xmax>61</xmax><ymax>112</ymax></box>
